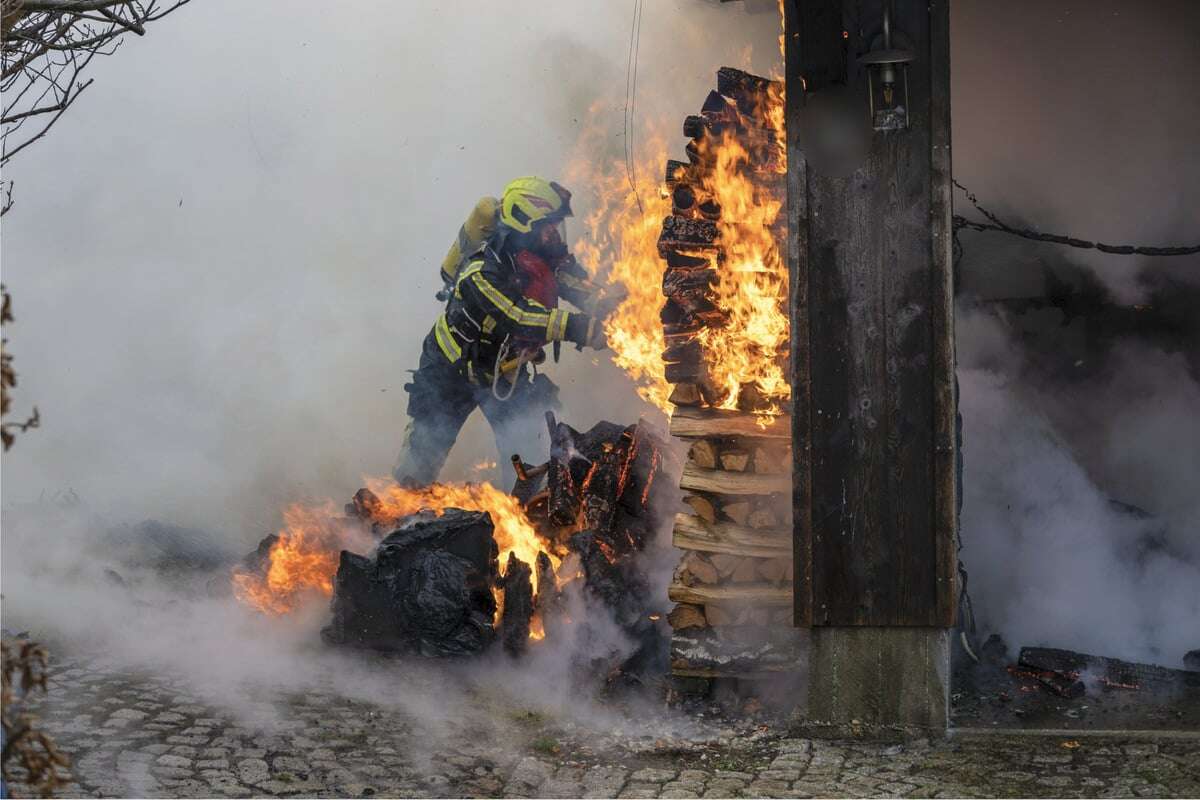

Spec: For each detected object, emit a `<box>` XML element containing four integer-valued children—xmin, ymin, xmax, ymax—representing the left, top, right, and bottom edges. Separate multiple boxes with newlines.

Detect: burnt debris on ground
<box><xmin>236</xmin><ymin>414</ymin><xmax>678</xmax><ymax>683</ymax></box>
<box><xmin>952</xmin><ymin>633</ymin><xmax>1200</xmax><ymax>730</ymax></box>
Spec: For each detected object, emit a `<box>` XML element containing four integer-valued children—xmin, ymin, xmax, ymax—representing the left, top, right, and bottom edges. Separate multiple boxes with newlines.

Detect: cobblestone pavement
<box><xmin>9</xmin><ymin>653</ymin><xmax>1200</xmax><ymax>798</ymax></box>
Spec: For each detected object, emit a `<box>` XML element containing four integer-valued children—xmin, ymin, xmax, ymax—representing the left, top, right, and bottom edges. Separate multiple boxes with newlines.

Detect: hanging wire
<box><xmin>623</xmin><ymin>0</ymin><xmax>645</xmax><ymax>216</ymax></box>
<box><xmin>952</xmin><ymin>179</ymin><xmax>1200</xmax><ymax>257</ymax></box>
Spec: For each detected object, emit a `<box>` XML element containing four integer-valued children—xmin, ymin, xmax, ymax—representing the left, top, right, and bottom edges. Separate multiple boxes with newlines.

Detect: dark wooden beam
<box><xmin>789</xmin><ymin>0</ymin><xmax>956</xmax><ymax>628</ymax></box>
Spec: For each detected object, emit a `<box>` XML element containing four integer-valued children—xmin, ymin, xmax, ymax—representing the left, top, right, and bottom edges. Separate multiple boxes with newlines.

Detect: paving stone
<box><xmin>510</xmin><ymin>756</ymin><xmax>555</xmax><ymax>788</ymax></box>
<box><xmin>630</xmin><ymin>767</ymin><xmax>678</xmax><ymax>784</ymax></box>
<box><xmin>757</xmin><ymin>769</ymin><xmax>801</xmax><ymax>781</ymax></box>
<box><xmin>713</xmin><ymin>770</ymin><xmax>755</xmax><ymax>782</ymax></box>
<box><xmin>1034</xmin><ymin>775</ymin><xmax>1073</xmax><ymax>787</ymax></box>
<box><xmin>238</xmin><ymin>758</ymin><xmax>271</xmax><ymax>785</ymax></box>
<box><xmin>618</xmin><ymin>783</ymin><xmax>662</xmax><ymax>798</ymax></box>
<box><xmin>156</xmin><ymin>754</ymin><xmax>193</xmax><ymax>769</ymax></box>
<box><xmin>540</xmin><ymin>778</ymin><xmax>585</xmax><ymax>796</ymax></box>
<box><xmin>1031</xmin><ymin>753</ymin><xmax>1073</xmax><ymax>765</ymax></box>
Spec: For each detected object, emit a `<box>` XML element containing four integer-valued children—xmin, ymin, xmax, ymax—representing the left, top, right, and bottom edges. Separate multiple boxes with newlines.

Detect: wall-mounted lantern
<box><xmin>859</xmin><ymin>3</ymin><xmax>914</xmax><ymax>131</ymax></box>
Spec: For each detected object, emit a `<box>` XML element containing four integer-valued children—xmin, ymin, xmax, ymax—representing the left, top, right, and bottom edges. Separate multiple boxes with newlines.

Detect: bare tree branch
<box><xmin>2</xmin><ymin>0</ymin><xmax>191</xmax><ymax>165</ymax></box>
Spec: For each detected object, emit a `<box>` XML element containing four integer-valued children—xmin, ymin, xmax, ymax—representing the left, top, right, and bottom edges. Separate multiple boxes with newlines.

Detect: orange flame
<box><xmin>568</xmin><ymin>125</ymin><xmax>674</xmax><ymax>413</ymax></box>
<box><xmin>569</xmin><ymin>60</ymin><xmax>787</xmax><ymax>423</ymax></box>
<box><xmin>361</xmin><ymin>477</ymin><xmax>561</xmax><ymax>595</ymax></box>
<box><xmin>231</xmin><ymin>501</ymin><xmax>351</xmax><ymax>616</ymax></box>
<box><xmin>233</xmin><ymin>480</ymin><xmax>559</xmax><ymax>619</ymax></box>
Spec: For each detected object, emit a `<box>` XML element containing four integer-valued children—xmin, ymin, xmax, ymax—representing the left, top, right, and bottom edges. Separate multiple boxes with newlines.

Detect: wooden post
<box><xmin>786</xmin><ymin>0</ymin><xmax>957</xmax><ymax>733</ymax></box>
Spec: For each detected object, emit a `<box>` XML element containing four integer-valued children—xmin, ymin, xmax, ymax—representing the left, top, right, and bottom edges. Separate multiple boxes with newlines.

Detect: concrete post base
<box><xmin>805</xmin><ymin>627</ymin><xmax>950</xmax><ymax>737</ymax></box>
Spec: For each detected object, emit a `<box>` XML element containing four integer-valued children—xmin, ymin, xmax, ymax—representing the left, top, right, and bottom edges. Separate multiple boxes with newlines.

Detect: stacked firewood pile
<box><xmin>659</xmin><ymin>68</ymin><xmax>799</xmax><ymax>680</ymax></box>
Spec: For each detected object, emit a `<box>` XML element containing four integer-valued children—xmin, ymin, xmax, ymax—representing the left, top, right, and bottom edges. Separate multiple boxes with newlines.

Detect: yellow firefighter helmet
<box><xmin>499</xmin><ymin>176</ymin><xmax>573</xmax><ymax>234</ymax></box>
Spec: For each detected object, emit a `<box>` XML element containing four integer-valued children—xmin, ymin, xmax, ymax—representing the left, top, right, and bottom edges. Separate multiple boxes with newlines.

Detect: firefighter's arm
<box><xmin>554</xmin><ymin>255</ymin><xmax>602</xmax><ymax>313</ymax></box>
<box><xmin>555</xmin><ymin>255</ymin><xmax>628</xmax><ymax>330</ymax></box>
<box><xmin>462</xmin><ymin>268</ymin><xmax>597</xmax><ymax>347</ymax></box>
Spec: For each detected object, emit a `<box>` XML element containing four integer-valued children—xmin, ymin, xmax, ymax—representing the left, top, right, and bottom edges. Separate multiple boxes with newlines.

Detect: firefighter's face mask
<box><xmin>532</xmin><ymin>218</ymin><xmax>569</xmax><ymax>260</ymax></box>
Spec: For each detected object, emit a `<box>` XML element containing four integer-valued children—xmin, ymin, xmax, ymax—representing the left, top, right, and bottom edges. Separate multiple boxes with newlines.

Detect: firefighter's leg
<box><xmin>393</xmin><ymin>356</ymin><xmax>477</xmax><ymax>486</ymax></box>
<box><xmin>478</xmin><ymin>369</ymin><xmax>561</xmax><ymax>490</ymax></box>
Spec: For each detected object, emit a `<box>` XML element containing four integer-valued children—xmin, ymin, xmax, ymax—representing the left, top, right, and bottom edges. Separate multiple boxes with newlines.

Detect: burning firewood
<box><xmin>499</xmin><ymin>552</ymin><xmax>534</xmax><ymax>656</ymax></box>
<box><xmin>654</xmin><ymin>67</ymin><xmax>795</xmax><ymax>682</ymax></box>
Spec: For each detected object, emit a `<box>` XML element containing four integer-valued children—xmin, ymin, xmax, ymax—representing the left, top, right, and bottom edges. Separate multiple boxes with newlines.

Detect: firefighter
<box><xmin>393</xmin><ymin>176</ymin><xmax>609</xmax><ymax>487</ymax></box>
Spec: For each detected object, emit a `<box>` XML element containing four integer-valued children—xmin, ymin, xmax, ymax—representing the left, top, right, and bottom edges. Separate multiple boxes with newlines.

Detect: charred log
<box><xmin>500</xmin><ymin>553</ymin><xmax>534</xmax><ymax>656</ymax></box>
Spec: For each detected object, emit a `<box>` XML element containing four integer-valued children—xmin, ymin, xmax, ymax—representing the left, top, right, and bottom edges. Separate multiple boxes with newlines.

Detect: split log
<box><xmin>704</xmin><ymin>604</ymin><xmax>739</xmax><ymax>627</ymax></box>
<box><xmin>719</xmin><ymin>449</ymin><xmax>750</xmax><ymax>472</ymax></box>
<box><xmin>664</xmin><ymin>249</ymin><xmax>712</xmax><ymax>270</ymax></box>
<box><xmin>667</xmin><ymin>603</ymin><xmax>708</xmax><ymax>631</ymax></box>
<box><xmin>688</xmin><ymin>440</ymin><xmax>719</xmax><ymax>470</ymax></box>
<box><xmin>731</xmin><ymin>558</ymin><xmax>760</xmax><ymax>583</ymax></box>
<box><xmin>669</xmin><ymin>406</ymin><xmax>790</xmax><ymax>440</ymax></box>
<box><xmin>748</xmin><ymin>507</ymin><xmax>781</xmax><ymax>529</ymax></box>
<box><xmin>668</xmin><ymin>582</ymin><xmax>792</xmax><ymax>606</ymax></box>
<box><xmin>681</xmin><ymin>494</ymin><xmax>718</xmax><ymax>524</ymax></box>
<box><xmin>680</xmin><ymin>462</ymin><xmax>790</xmax><ymax>495</ymax></box>
<box><xmin>716</xmin><ymin>66</ymin><xmax>780</xmax><ymax>103</ymax></box>
<box><xmin>671</xmin><ymin>513</ymin><xmax>789</xmax><ymax>559</ymax></box>
<box><xmin>668</xmin><ymin>382</ymin><xmax>702</xmax><ymax>407</ymax></box>
<box><xmin>672</xmin><ymin>182</ymin><xmax>696</xmax><ymax>213</ymax></box>
<box><xmin>662</xmin><ymin>268</ymin><xmax>717</xmax><ymax>312</ymax></box>
<box><xmin>683</xmin><ymin>552</ymin><xmax>720</xmax><ymax>585</ymax></box>
<box><xmin>674</xmin><ymin>552</ymin><xmax>720</xmax><ymax>587</ymax></box>
<box><xmin>756</xmin><ymin>558</ymin><xmax>792</xmax><ymax>584</ymax></box>
<box><xmin>708</xmin><ymin>553</ymin><xmax>742</xmax><ymax>578</ymax></box>
<box><xmin>535</xmin><ymin>551</ymin><xmax>556</xmax><ymax>605</ymax></box>
<box><xmin>664</xmin><ymin>159</ymin><xmax>695</xmax><ymax>186</ymax></box>
<box><xmin>664</xmin><ymin>361</ymin><xmax>703</xmax><ymax>384</ymax></box>
<box><xmin>722</xmin><ymin>500</ymin><xmax>751</xmax><ymax>526</ymax></box>
<box><xmin>658</xmin><ymin>215</ymin><xmax>719</xmax><ymax>256</ymax></box>
<box><xmin>752</xmin><ymin>443</ymin><xmax>791</xmax><ymax>474</ymax></box>
<box><xmin>662</xmin><ymin>335</ymin><xmax>703</xmax><ymax>365</ymax></box>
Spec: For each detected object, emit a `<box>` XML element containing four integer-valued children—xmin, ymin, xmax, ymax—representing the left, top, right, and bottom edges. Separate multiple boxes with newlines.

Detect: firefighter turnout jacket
<box><xmin>428</xmin><ymin>244</ymin><xmax>601</xmax><ymax>382</ymax></box>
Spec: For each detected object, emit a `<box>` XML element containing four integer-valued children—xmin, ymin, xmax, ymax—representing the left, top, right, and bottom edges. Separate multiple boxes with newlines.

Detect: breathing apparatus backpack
<box><xmin>437</xmin><ymin>196</ymin><xmax>500</xmax><ymax>300</ymax></box>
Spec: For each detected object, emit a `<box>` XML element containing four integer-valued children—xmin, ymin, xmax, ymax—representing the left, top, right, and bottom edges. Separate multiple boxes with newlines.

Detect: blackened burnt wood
<box><xmin>716</xmin><ymin>66</ymin><xmax>781</xmax><ymax>116</ymax></box>
<box><xmin>546</xmin><ymin>413</ymin><xmax>581</xmax><ymax>526</ymax></box>
<box><xmin>1019</xmin><ymin>647</ymin><xmax>1200</xmax><ymax>689</ymax></box>
<box><xmin>664</xmin><ymin>361</ymin><xmax>703</xmax><ymax>384</ymax></box>
<box><xmin>579</xmin><ymin>442</ymin><xmax>623</xmax><ymax>534</ymax></box>
<box><xmin>658</xmin><ymin>216</ymin><xmax>719</xmax><ymax>256</ymax></box>
<box><xmin>663</xmin><ymin>336</ymin><xmax>702</xmax><ymax>366</ymax></box>
<box><xmin>798</xmin><ymin>0</ymin><xmax>954</xmax><ymax>627</ymax></box>
<box><xmin>500</xmin><ymin>553</ymin><xmax>533</xmax><ymax>656</ymax></box>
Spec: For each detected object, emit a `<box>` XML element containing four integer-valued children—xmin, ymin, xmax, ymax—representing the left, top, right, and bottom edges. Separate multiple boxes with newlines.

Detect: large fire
<box><xmin>571</xmin><ymin>70</ymin><xmax>788</xmax><ymax>421</ymax></box>
<box><xmin>232</xmin><ymin>479</ymin><xmax>559</xmax><ymax>620</ymax></box>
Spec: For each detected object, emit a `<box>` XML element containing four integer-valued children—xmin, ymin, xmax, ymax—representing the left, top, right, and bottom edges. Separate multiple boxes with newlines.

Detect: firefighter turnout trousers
<box><xmin>392</xmin><ymin>332</ymin><xmax>560</xmax><ymax>488</ymax></box>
